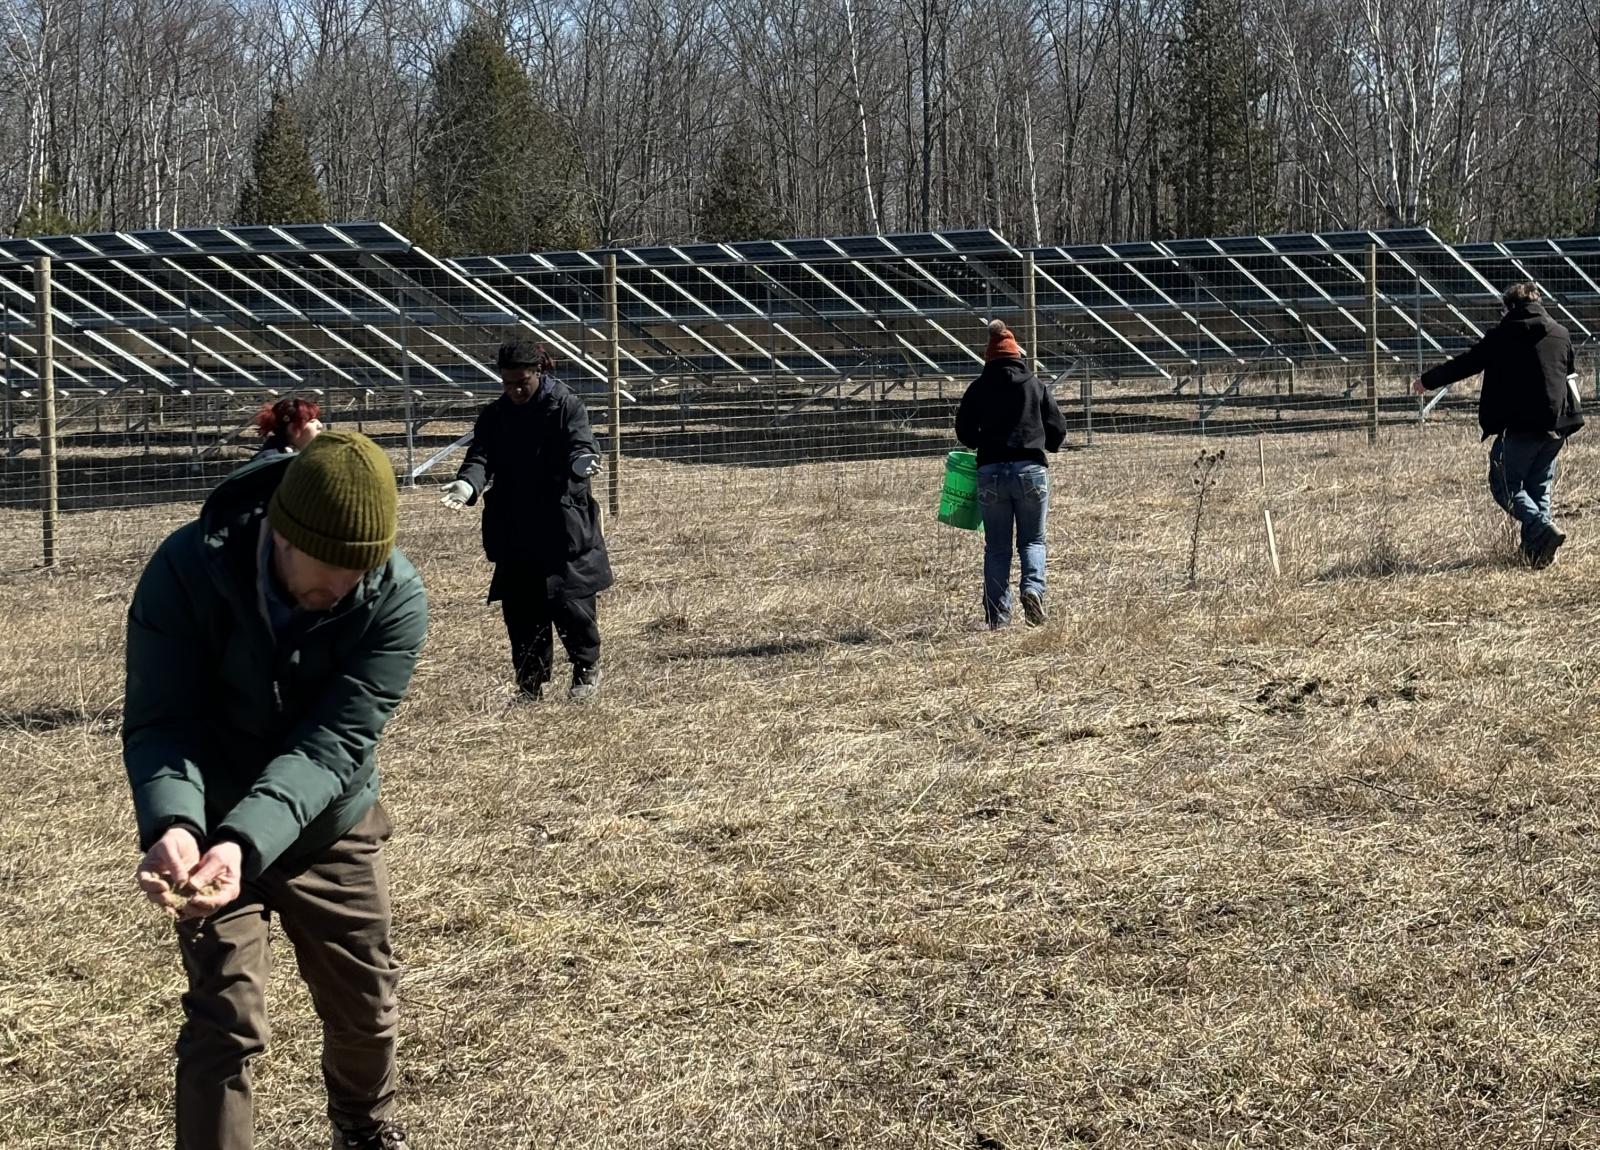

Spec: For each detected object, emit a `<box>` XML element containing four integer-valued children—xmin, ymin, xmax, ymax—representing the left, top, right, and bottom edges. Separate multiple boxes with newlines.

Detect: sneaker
<box><xmin>331</xmin><ymin>1121</ymin><xmax>409</xmax><ymax>1150</ymax></box>
<box><xmin>1020</xmin><ymin>590</ymin><xmax>1047</xmax><ymax>626</ymax></box>
<box><xmin>569</xmin><ymin>663</ymin><xmax>603</xmax><ymax>701</ymax></box>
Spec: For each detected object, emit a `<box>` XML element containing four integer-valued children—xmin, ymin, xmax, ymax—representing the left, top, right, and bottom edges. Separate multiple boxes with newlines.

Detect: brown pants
<box><xmin>174</xmin><ymin>804</ymin><xmax>398</xmax><ymax>1149</ymax></box>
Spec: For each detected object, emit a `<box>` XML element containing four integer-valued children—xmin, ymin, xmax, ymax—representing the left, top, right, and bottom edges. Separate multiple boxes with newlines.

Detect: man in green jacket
<box><xmin>123</xmin><ymin>431</ymin><xmax>427</xmax><ymax>1150</ymax></box>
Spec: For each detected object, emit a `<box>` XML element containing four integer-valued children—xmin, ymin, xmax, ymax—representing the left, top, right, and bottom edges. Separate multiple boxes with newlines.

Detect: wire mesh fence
<box><xmin>4</xmin><ymin>226</ymin><xmax>1598</xmax><ymax>573</ymax></box>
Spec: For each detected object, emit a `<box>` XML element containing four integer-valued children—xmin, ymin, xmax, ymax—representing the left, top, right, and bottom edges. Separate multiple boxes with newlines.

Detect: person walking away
<box><xmin>438</xmin><ymin>338</ymin><xmax>612</xmax><ymax>701</ymax></box>
<box><xmin>956</xmin><ymin>319</ymin><xmax>1068</xmax><ymax>627</ymax></box>
<box><xmin>253</xmin><ymin>395</ymin><xmax>324</xmax><ymax>457</ymax></box>
<box><xmin>123</xmin><ymin>431</ymin><xmax>427</xmax><ymax>1150</ymax></box>
<box><xmin>1413</xmin><ymin>282</ymin><xmax>1584</xmax><ymax>567</ymax></box>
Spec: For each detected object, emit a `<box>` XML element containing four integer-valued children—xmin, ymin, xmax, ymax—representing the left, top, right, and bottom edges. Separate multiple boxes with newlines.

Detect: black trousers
<box><xmin>500</xmin><ymin>590</ymin><xmax>601</xmax><ymax>688</ymax></box>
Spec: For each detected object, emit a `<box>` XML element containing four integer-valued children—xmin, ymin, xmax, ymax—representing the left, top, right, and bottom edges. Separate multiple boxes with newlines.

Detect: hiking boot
<box><xmin>331</xmin><ymin>1121</ymin><xmax>409</xmax><ymax>1150</ymax></box>
<box><xmin>569</xmin><ymin>663</ymin><xmax>603</xmax><ymax>701</ymax></box>
<box><xmin>1020</xmin><ymin>590</ymin><xmax>1048</xmax><ymax>626</ymax></box>
<box><xmin>1530</xmin><ymin>525</ymin><xmax>1567</xmax><ymax>570</ymax></box>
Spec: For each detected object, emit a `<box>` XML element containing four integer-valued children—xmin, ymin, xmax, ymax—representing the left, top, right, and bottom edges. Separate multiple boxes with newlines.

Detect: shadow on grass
<box><xmin>661</xmin><ymin>627</ymin><xmax>882</xmax><ymax>662</ymax></box>
<box><xmin>1315</xmin><ymin>553</ymin><xmax>1516</xmax><ymax>582</ymax></box>
<box><xmin>0</xmin><ymin>705</ymin><xmax>120</xmax><ymax>732</ymax></box>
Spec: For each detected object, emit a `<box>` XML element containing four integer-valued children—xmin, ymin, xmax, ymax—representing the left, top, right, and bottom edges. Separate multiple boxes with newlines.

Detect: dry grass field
<box><xmin>2</xmin><ymin>423</ymin><xmax>1600</xmax><ymax>1148</ymax></box>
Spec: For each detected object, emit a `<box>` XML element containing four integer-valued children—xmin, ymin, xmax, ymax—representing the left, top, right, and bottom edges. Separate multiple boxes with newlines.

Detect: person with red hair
<box><xmin>955</xmin><ymin>319</ymin><xmax>1067</xmax><ymax>628</ymax></box>
<box><xmin>254</xmin><ymin>396</ymin><xmax>324</xmax><ymax>456</ymax></box>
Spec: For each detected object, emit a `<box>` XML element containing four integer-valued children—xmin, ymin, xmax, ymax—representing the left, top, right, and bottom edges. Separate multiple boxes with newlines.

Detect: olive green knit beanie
<box><xmin>267</xmin><ymin>431</ymin><xmax>397</xmax><ymax>570</ymax></box>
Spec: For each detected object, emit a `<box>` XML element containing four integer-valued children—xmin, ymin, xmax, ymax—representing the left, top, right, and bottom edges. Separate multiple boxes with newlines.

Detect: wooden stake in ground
<box><xmin>1367</xmin><ymin>242</ymin><xmax>1379</xmax><ymax>445</ymax></box>
<box><xmin>35</xmin><ymin>257</ymin><xmax>57</xmax><ymax>569</ymax></box>
<box><xmin>1258</xmin><ymin>435</ymin><xmax>1267</xmax><ymax>490</ymax></box>
<box><xmin>1263</xmin><ymin>507</ymin><xmax>1281</xmax><ymax>578</ymax></box>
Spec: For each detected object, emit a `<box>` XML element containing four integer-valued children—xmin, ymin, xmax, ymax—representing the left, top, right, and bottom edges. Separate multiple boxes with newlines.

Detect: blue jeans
<box><xmin>1489</xmin><ymin>432</ymin><xmax>1562</xmax><ymax>553</ymax></box>
<box><xmin>978</xmin><ymin>462</ymin><xmax>1049</xmax><ymax>624</ymax></box>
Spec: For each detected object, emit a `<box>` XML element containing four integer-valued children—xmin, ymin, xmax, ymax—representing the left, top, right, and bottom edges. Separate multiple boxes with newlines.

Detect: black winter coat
<box><xmin>1419</xmin><ymin>301</ymin><xmax>1584</xmax><ymax>441</ymax></box>
<box><xmin>455</xmin><ymin>380</ymin><xmax>614</xmax><ymax>600</ymax></box>
<box><xmin>954</xmin><ymin>357</ymin><xmax>1068</xmax><ymax>467</ymax></box>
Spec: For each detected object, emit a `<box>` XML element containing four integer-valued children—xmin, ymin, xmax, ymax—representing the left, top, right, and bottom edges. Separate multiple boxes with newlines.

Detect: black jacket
<box><xmin>455</xmin><ymin>380</ymin><xmax>614</xmax><ymax>600</ymax></box>
<box><xmin>1419</xmin><ymin>301</ymin><xmax>1583</xmax><ymax>441</ymax></box>
<box><xmin>954</xmin><ymin>357</ymin><xmax>1068</xmax><ymax>466</ymax></box>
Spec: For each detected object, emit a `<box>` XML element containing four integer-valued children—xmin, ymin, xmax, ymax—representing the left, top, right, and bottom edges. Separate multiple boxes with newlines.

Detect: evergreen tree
<box><xmin>237</xmin><ymin>93</ymin><xmax>326</xmax><ymax>227</ymax></box>
<box><xmin>13</xmin><ymin>176</ymin><xmax>96</xmax><ymax>236</ymax></box>
<box><xmin>1165</xmin><ymin>0</ymin><xmax>1277</xmax><ymax>237</ymax></box>
<box><xmin>420</xmin><ymin>21</ymin><xmax>587</xmax><ymax>256</ymax></box>
<box><xmin>696</xmin><ymin>141</ymin><xmax>788</xmax><ymax>242</ymax></box>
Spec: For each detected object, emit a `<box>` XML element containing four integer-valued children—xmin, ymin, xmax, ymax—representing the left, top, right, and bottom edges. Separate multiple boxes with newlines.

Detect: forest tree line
<box><xmin>2</xmin><ymin>0</ymin><xmax>1596</xmax><ymax>254</ymax></box>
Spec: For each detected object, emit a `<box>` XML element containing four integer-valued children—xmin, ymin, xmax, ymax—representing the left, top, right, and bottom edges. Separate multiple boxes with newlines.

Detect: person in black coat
<box><xmin>1414</xmin><ymin>282</ymin><xmax>1584</xmax><ymax>567</ymax></box>
<box><xmin>956</xmin><ymin>319</ymin><xmax>1068</xmax><ymax>627</ymax></box>
<box><xmin>440</xmin><ymin>339</ymin><xmax>613</xmax><ymax>700</ymax></box>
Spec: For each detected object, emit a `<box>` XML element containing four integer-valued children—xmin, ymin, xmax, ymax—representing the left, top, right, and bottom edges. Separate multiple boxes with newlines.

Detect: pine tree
<box><xmin>420</xmin><ymin>22</ymin><xmax>587</xmax><ymax>257</ymax></box>
<box><xmin>1166</xmin><ymin>0</ymin><xmax>1277</xmax><ymax>237</ymax></box>
<box><xmin>696</xmin><ymin>141</ymin><xmax>788</xmax><ymax>242</ymax></box>
<box><xmin>237</xmin><ymin>93</ymin><xmax>326</xmax><ymax>227</ymax></box>
<box><xmin>13</xmin><ymin>176</ymin><xmax>96</xmax><ymax>236</ymax></box>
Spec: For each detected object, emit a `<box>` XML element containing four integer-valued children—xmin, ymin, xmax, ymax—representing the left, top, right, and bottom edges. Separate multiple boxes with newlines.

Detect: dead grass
<box><xmin>3</xmin><ymin>423</ymin><xmax>1600</xmax><ymax>1148</ymax></box>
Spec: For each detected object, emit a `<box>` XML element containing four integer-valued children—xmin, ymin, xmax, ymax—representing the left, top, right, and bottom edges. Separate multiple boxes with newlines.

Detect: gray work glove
<box><xmin>440</xmin><ymin>479</ymin><xmax>474</xmax><ymax>509</ymax></box>
<box><xmin>572</xmin><ymin>454</ymin><xmax>604</xmax><ymax>479</ymax></box>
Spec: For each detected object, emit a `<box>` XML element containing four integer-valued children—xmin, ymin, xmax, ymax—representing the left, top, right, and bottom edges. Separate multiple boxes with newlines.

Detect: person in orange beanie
<box><xmin>955</xmin><ymin>319</ymin><xmax>1067</xmax><ymax>627</ymax></box>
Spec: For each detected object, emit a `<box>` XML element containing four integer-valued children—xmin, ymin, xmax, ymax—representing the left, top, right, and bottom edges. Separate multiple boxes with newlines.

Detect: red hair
<box><xmin>254</xmin><ymin>396</ymin><xmax>321</xmax><ymax>441</ymax></box>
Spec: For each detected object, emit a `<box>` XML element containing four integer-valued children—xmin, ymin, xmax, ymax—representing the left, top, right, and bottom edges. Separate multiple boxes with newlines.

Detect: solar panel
<box><xmin>1215</xmin><ymin>236</ymin><xmax>1273</xmax><ymax>255</ymax></box>
<box><xmin>783</xmin><ymin>238</ymin><xmax>843</xmax><ymax>261</ymax></box>
<box><xmin>1322</xmin><ymin>231</ymin><xmax>1379</xmax><ymax>251</ymax></box>
<box><xmin>0</xmin><ymin>238</ymin><xmax>50</xmax><ymax>263</ymax></box>
<box><xmin>630</xmin><ymin>246</ymin><xmax>687</xmax><ymax>266</ymax></box>
<box><xmin>835</xmin><ymin>235</ymin><xmax>897</xmax><ymax>259</ymax></box>
<box><xmin>728</xmin><ymin>240</ymin><xmax>788</xmax><ymax>262</ymax></box>
<box><xmin>335</xmin><ymin>223</ymin><xmax>409</xmax><ymax>249</ymax></box>
<box><xmin>137</xmin><ymin>231</ymin><xmax>201</xmax><ymax>254</ymax></box>
<box><xmin>37</xmin><ymin>235</ymin><xmax>101</xmax><ymax>259</ymax></box>
<box><xmin>227</xmin><ymin>226</ymin><xmax>304</xmax><ymax>253</ymax></box>
<box><xmin>677</xmin><ymin>243</ymin><xmax>737</xmax><ymax>264</ymax></box>
<box><xmin>883</xmin><ymin>233</ymin><xmax>954</xmax><ymax>256</ymax></box>
<box><xmin>943</xmin><ymin>229</ymin><xmax>1014</xmax><ymax>254</ymax></box>
<box><xmin>8</xmin><ymin>219</ymin><xmax>1600</xmax><ymax>414</ymax></box>
<box><xmin>183</xmin><ymin>228</ymin><xmax>243</xmax><ymax>253</ymax></box>
<box><xmin>544</xmin><ymin>251</ymin><xmax>599</xmax><ymax>270</ymax></box>
<box><xmin>1267</xmin><ymin>234</ymin><xmax>1325</xmax><ymax>254</ymax></box>
<box><xmin>79</xmin><ymin>233</ymin><xmax>151</xmax><ymax>259</ymax></box>
<box><xmin>1384</xmin><ymin>228</ymin><xmax>1439</xmax><ymax>248</ymax></box>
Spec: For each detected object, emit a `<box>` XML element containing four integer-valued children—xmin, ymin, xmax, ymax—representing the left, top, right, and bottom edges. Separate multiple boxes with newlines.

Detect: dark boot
<box><xmin>331</xmin><ymin>1120</ymin><xmax>409</xmax><ymax>1149</ymax></box>
<box><xmin>1530</xmin><ymin>524</ymin><xmax>1567</xmax><ymax>569</ymax></box>
<box><xmin>569</xmin><ymin>663</ymin><xmax>603</xmax><ymax>701</ymax></box>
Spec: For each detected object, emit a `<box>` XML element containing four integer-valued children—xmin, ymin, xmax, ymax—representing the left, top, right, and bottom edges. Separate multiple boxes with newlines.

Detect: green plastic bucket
<box><xmin>937</xmin><ymin>450</ymin><xmax>982</xmax><ymax>531</ymax></box>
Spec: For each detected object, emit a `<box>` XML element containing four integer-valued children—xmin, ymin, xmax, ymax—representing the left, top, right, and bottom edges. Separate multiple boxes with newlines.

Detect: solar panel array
<box><xmin>0</xmin><ymin>222</ymin><xmax>518</xmax><ymax>404</ymax></box>
<box><xmin>4</xmin><ymin>223</ymin><xmax>1599</xmax><ymax>406</ymax></box>
<box><xmin>5</xmin><ymin>221</ymin><xmax>1600</xmax><ymax>534</ymax></box>
<box><xmin>452</xmin><ymin>228</ymin><xmax>1600</xmax><ymax>390</ymax></box>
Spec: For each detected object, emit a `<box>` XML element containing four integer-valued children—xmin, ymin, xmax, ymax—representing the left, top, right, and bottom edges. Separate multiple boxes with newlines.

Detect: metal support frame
<box><xmin>6</xmin><ymin>224</ymin><xmax>1600</xmax><ymax>434</ymax></box>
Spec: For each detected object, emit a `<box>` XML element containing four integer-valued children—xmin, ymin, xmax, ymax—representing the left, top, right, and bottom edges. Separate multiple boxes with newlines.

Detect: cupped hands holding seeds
<box><xmin>135</xmin><ymin>826</ymin><xmax>242</xmax><ymax>919</ymax></box>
